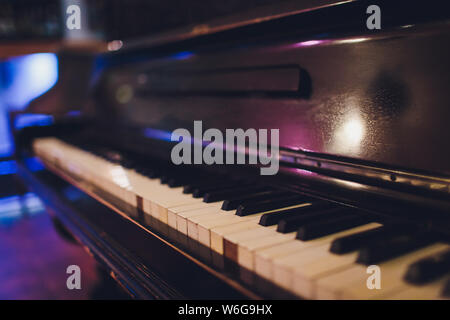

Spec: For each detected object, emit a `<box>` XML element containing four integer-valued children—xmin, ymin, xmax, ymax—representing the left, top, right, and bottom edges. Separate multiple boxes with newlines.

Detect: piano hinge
<box><xmin>279</xmin><ymin>149</ymin><xmax>450</xmax><ymax>197</ymax></box>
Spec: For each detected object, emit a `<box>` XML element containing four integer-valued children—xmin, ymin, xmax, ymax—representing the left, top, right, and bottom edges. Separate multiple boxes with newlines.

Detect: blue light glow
<box><xmin>63</xmin><ymin>186</ymin><xmax>84</xmax><ymax>202</ymax></box>
<box><xmin>14</xmin><ymin>113</ymin><xmax>54</xmax><ymax>129</ymax></box>
<box><xmin>24</xmin><ymin>157</ymin><xmax>45</xmax><ymax>172</ymax></box>
<box><xmin>1</xmin><ymin>53</ymin><xmax>58</xmax><ymax>109</ymax></box>
<box><xmin>143</xmin><ymin>128</ymin><xmax>173</xmax><ymax>142</ymax></box>
<box><xmin>0</xmin><ymin>160</ymin><xmax>17</xmax><ymax>175</ymax></box>
<box><xmin>0</xmin><ymin>53</ymin><xmax>58</xmax><ymax>156</ymax></box>
<box><xmin>66</xmin><ymin>110</ymin><xmax>82</xmax><ymax>117</ymax></box>
<box><xmin>0</xmin><ymin>193</ymin><xmax>45</xmax><ymax>224</ymax></box>
<box><xmin>170</xmin><ymin>51</ymin><xmax>195</xmax><ymax>60</ymax></box>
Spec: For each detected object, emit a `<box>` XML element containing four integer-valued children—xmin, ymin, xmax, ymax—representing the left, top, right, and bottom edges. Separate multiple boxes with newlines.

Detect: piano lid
<box><xmin>88</xmin><ymin>2</ymin><xmax>450</xmax><ymax>184</ymax></box>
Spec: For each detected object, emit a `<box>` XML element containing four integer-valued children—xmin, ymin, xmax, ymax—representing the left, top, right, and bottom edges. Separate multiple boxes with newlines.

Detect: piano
<box><xmin>10</xmin><ymin>0</ymin><xmax>450</xmax><ymax>299</ymax></box>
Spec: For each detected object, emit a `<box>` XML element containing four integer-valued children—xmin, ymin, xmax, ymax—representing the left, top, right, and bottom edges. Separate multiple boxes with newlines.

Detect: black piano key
<box><xmin>133</xmin><ymin>162</ymin><xmax>167</xmax><ymax>178</ymax></box>
<box><xmin>159</xmin><ymin>168</ymin><xmax>188</xmax><ymax>183</ymax></box>
<box><xmin>102</xmin><ymin>150</ymin><xmax>120</xmax><ymax>163</ymax></box>
<box><xmin>259</xmin><ymin>201</ymin><xmax>329</xmax><ymax>227</ymax></box>
<box><xmin>404</xmin><ymin>249</ymin><xmax>450</xmax><ymax>284</ymax></box>
<box><xmin>236</xmin><ymin>195</ymin><xmax>307</xmax><ymax>217</ymax></box>
<box><xmin>119</xmin><ymin>152</ymin><xmax>142</xmax><ymax>169</ymax></box>
<box><xmin>183</xmin><ymin>178</ymin><xmax>229</xmax><ymax>194</ymax></box>
<box><xmin>120</xmin><ymin>158</ymin><xmax>135</xmax><ymax>168</ymax></box>
<box><xmin>442</xmin><ymin>278</ymin><xmax>450</xmax><ymax>297</ymax></box>
<box><xmin>356</xmin><ymin>232</ymin><xmax>438</xmax><ymax>265</ymax></box>
<box><xmin>167</xmin><ymin>176</ymin><xmax>193</xmax><ymax>188</ymax></box>
<box><xmin>261</xmin><ymin>200</ymin><xmax>331</xmax><ymax>228</ymax></box>
<box><xmin>329</xmin><ymin>226</ymin><xmax>408</xmax><ymax>254</ymax></box>
<box><xmin>160</xmin><ymin>173</ymin><xmax>175</xmax><ymax>184</ymax></box>
<box><xmin>221</xmin><ymin>190</ymin><xmax>291</xmax><ymax>211</ymax></box>
<box><xmin>203</xmin><ymin>186</ymin><xmax>271</xmax><ymax>203</ymax></box>
<box><xmin>142</xmin><ymin>168</ymin><xmax>165</xmax><ymax>178</ymax></box>
<box><xmin>165</xmin><ymin>172</ymin><xmax>207</xmax><ymax>187</ymax></box>
<box><xmin>276</xmin><ymin>207</ymin><xmax>346</xmax><ymax>233</ymax></box>
<box><xmin>297</xmin><ymin>214</ymin><xmax>371</xmax><ymax>241</ymax></box>
<box><xmin>134</xmin><ymin>166</ymin><xmax>145</xmax><ymax>173</ymax></box>
<box><xmin>135</xmin><ymin>166</ymin><xmax>150</xmax><ymax>174</ymax></box>
<box><xmin>192</xmin><ymin>181</ymin><xmax>250</xmax><ymax>198</ymax></box>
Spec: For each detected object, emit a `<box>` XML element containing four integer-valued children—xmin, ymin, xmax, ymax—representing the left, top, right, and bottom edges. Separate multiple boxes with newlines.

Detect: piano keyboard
<box><xmin>32</xmin><ymin>137</ymin><xmax>450</xmax><ymax>299</ymax></box>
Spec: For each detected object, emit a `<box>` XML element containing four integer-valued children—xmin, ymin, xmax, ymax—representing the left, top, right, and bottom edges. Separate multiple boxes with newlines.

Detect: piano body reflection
<box><xmin>11</xmin><ymin>0</ymin><xmax>450</xmax><ymax>299</ymax></box>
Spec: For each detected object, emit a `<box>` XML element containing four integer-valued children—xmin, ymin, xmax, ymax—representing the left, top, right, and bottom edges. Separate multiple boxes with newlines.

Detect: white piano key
<box><xmin>176</xmin><ymin>207</ymin><xmax>224</xmax><ymax>235</ymax></box>
<box><xmin>36</xmin><ymin>138</ymin><xmax>449</xmax><ymax>300</ymax></box>
<box><xmin>253</xmin><ymin>223</ymin><xmax>381</xmax><ymax>285</ymax></box>
<box><xmin>196</xmin><ymin>202</ymin><xmax>312</xmax><ymax>253</ymax></box>
<box><xmin>316</xmin><ymin>243</ymin><xmax>449</xmax><ymax>299</ymax></box>
<box><xmin>167</xmin><ymin>202</ymin><xmax>219</xmax><ymax>229</ymax></box>
<box><xmin>386</xmin><ymin>275</ymin><xmax>450</xmax><ymax>300</ymax></box>
<box><xmin>291</xmin><ymin>247</ymin><xmax>359</xmax><ymax>298</ymax></box>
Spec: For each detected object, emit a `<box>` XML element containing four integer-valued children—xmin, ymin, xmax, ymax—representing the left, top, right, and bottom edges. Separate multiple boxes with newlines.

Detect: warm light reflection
<box><xmin>110</xmin><ymin>166</ymin><xmax>131</xmax><ymax>189</ymax></box>
<box><xmin>293</xmin><ymin>40</ymin><xmax>321</xmax><ymax>47</ymax></box>
<box><xmin>336</xmin><ymin>37</ymin><xmax>369</xmax><ymax>44</ymax></box>
<box><xmin>290</xmin><ymin>37</ymin><xmax>368</xmax><ymax>49</ymax></box>
<box><xmin>342</xmin><ymin>117</ymin><xmax>365</xmax><ymax>145</ymax></box>
<box><xmin>291</xmin><ymin>40</ymin><xmax>330</xmax><ymax>48</ymax></box>
<box><xmin>293</xmin><ymin>168</ymin><xmax>317</xmax><ymax>176</ymax></box>
<box><xmin>332</xmin><ymin>111</ymin><xmax>366</xmax><ymax>154</ymax></box>
<box><xmin>108</xmin><ymin>40</ymin><xmax>123</xmax><ymax>51</ymax></box>
<box><xmin>337</xmin><ymin>180</ymin><xmax>366</xmax><ymax>189</ymax></box>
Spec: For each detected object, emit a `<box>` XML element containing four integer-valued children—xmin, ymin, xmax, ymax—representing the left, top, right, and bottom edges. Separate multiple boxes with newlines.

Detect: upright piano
<box><xmin>11</xmin><ymin>0</ymin><xmax>450</xmax><ymax>299</ymax></box>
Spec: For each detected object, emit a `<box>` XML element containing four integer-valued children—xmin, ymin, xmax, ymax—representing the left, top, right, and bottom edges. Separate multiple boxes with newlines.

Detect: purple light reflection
<box><xmin>293</xmin><ymin>40</ymin><xmax>322</xmax><ymax>47</ymax></box>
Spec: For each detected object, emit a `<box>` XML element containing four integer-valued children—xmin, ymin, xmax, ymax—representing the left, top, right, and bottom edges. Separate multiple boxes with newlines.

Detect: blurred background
<box><xmin>0</xmin><ymin>51</ymin><xmax>130</xmax><ymax>299</ymax></box>
<box><xmin>0</xmin><ymin>0</ymin><xmax>301</xmax><ymax>299</ymax></box>
<box><xmin>0</xmin><ymin>0</ymin><xmax>117</xmax><ymax>299</ymax></box>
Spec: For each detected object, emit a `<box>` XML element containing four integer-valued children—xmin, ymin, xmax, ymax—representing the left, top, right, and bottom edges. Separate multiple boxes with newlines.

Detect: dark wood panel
<box><xmin>99</xmin><ymin>23</ymin><xmax>450</xmax><ymax>177</ymax></box>
<box><xmin>16</xmin><ymin>160</ymin><xmax>260</xmax><ymax>299</ymax></box>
